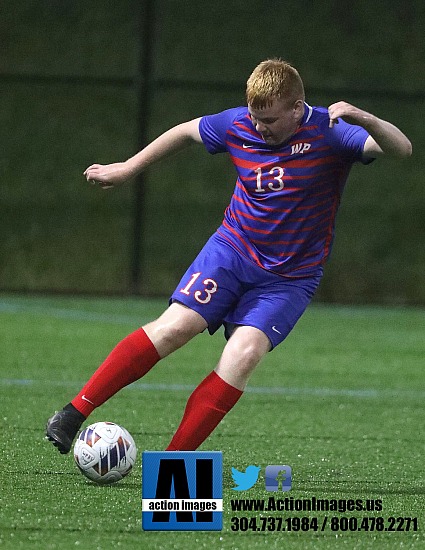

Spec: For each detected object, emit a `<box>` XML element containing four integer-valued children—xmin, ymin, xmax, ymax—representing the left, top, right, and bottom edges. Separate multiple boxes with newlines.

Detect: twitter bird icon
<box><xmin>231</xmin><ymin>465</ymin><xmax>261</xmax><ymax>491</ymax></box>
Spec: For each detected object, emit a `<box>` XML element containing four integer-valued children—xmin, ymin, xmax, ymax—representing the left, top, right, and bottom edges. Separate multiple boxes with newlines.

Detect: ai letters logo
<box><xmin>142</xmin><ymin>451</ymin><xmax>223</xmax><ymax>531</ymax></box>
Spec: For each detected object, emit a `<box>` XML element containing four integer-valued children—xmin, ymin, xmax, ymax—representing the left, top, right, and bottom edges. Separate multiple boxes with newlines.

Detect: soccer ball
<box><xmin>74</xmin><ymin>422</ymin><xmax>137</xmax><ymax>484</ymax></box>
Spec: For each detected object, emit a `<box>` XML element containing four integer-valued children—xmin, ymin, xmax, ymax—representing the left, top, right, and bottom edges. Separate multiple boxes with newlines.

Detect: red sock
<box><xmin>166</xmin><ymin>371</ymin><xmax>243</xmax><ymax>451</ymax></box>
<box><xmin>71</xmin><ymin>328</ymin><xmax>160</xmax><ymax>417</ymax></box>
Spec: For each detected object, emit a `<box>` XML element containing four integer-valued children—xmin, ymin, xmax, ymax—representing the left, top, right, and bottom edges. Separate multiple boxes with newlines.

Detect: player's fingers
<box><xmin>86</xmin><ymin>178</ymin><xmax>113</xmax><ymax>189</ymax></box>
<box><xmin>328</xmin><ymin>107</ymin><xmax>334</xmax><ymax>128</ymax></box>
<box><xmin>83</xmin><ymin>164</ymin><xmax>101</xmax><ymax>177</ymax></box>
<box><xmin>85</xmin><ymin>170</ymin><xmax>101</xmax><ymax>183</ymax></box>
<box><xmin>328</xmin><ymin>116</ymin><xmax>339</xmax><ymax>128</ymax></box>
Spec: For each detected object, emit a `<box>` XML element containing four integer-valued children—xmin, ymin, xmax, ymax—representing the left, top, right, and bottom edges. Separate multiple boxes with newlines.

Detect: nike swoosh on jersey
<box><xmin>272</xmin><ymin>326</ymin><xmax>282</xmax><ymax>334</ymax></box>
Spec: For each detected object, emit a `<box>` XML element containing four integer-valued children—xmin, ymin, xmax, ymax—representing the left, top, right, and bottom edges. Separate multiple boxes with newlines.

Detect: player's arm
<box><xmin>328</xmin><ymin>101</ymin><xmax>412</xmax><ymax>159</ymax></box>
<box><xmin>84</xmin><ymin>117</ymin><xmax>203</xmax><ymax>189</ymax></box>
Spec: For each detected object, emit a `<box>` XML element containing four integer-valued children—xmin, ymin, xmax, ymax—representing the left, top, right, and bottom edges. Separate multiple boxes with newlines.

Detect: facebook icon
<box><xmin>265</xmin><ymin>465</ymin><xmax>292</xmax><ymax>492</ymax></box>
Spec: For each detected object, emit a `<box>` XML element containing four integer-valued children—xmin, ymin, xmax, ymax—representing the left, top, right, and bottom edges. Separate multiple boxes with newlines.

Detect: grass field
<box><xmin>0</xmin><ymin>294</ymin><xmax>424</xmax><ymax>549</ymax></box>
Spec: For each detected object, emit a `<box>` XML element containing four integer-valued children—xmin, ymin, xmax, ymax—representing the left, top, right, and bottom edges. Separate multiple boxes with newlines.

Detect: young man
<box><xmin>46</xmin><ymin>59</ymin><xmax>411</xmax><ymax>454</ymax></box>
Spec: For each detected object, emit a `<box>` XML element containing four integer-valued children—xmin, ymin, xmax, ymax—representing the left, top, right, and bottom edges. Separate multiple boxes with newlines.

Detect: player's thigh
<box><xmin>170</xmin><ymin>233</ymin><xmax>245</xmax><ymax>334</ymax></box>
<box><xmin>143</xmin><ymin>302</ymin><xmax>208</xmax><ymax>358</ymax></box>
<box><xmin>224</xmin><ymin>272</ymin><xmax>322</xmax><ymax>350</ymax></box>
<box><xmin>215</xmin><ymin>325</ymin><xmax>271</xmax><ymax>390</ymax></box>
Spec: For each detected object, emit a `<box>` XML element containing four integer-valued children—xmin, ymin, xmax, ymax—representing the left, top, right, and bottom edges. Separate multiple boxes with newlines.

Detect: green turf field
<box><xmin>0</xmin><ymin>294</ymin><xmax>424</xmax><ymax>549</ymax></box>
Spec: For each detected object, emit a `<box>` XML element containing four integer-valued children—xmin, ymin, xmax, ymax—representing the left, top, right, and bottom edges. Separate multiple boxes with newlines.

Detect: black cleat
<box><xmin>46</xmin><ymin>404</ymin><xmax>86</xmax><ymax>454</ymax></box>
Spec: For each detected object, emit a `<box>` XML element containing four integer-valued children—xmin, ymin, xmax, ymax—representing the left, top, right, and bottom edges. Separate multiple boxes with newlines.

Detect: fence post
<box><xmin>130</xmin><ymin>0</ymin><xmax>156</xmax><ymax>294</ymax></box>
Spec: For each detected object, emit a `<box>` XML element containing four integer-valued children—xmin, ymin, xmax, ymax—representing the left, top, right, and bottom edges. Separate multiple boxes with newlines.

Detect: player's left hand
<box><xmin>83</xmin><ymin>162</ymin><xmax>131</xmax><ymax>190</ymax></box>
<box><xmin>328</xmin><ymin>101</ymin><xmax>368</xmax><ymax>128</ymax></box>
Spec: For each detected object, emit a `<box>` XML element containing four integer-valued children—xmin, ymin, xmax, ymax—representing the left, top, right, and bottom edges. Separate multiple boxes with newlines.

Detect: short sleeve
<box><xmin>199</xmin><ymin>108</ymin><xmax>241</xmax><ymax>154</ymax></box>
<box><xmin>322</xmin><ymin>117</ymin><xmax>372</xmax><ymax>164</ymax></box>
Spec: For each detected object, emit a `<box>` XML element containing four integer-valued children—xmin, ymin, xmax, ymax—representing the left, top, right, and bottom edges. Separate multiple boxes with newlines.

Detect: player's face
<box><xmin>248</xmin><ymin>99</ymin><xmax>304</xmax><ymax>146</ymax></box>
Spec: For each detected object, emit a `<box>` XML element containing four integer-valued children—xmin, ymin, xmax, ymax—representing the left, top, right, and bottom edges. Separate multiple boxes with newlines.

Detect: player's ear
<box><xmin>293</xmin><ymin>99</ymin><xmax>304</xmax><ymax>122</ymax></box>
<box><xmin>293</xmin><ymin>99</ymin><xmax>304</xmax><ymax>113</ymax></box>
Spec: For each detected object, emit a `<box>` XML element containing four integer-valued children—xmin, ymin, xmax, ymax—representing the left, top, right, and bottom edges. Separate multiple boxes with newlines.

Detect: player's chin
<box><xmin>263</xmin><ymin>134</ymin><xmax>280</xmax><ymax>145</ymax></box>
<box><xmin>265</xmin><ymin>135</ymin><xmax>288</xmax><ymax>147</ymax></box>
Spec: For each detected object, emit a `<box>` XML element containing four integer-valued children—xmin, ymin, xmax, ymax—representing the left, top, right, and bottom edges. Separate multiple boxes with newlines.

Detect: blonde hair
<box><xmin>246</xmin><ymin>59</ymin><xmax>305</xmax><ymax>109</ymax></box>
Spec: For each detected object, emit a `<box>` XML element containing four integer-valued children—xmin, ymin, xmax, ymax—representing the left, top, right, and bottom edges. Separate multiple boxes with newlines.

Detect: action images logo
<box><xmin>142</xmin><ymin>451</ymin><xmax>223</xmax><ymax>531</ymax></box>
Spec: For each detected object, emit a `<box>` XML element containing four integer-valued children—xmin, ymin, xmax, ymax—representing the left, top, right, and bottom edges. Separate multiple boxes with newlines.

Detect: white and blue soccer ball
<box><xmin>74</xmin><ymin>421</ymin><xmax>137</xmax><ymax>484</ymax></box>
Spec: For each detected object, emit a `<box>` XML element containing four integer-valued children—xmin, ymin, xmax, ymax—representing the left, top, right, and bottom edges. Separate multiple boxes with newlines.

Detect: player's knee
<box><xmin>143</xmin><ymin>304</ymin><xmax>207</xmax><ymax>357</ymax></box>
<box><xmin>144</xmin><ymin>320</ymin><xmax>199</xmax><ymax>357</ymax></box>
<box><xmin>226</xmin><ymin>337</ymin><xmax>268</xmax><ymax>374</ymax></box>
<box><xmin>229</xmin><ymin>327</ymin><xmax>270</xmax><ymax>366</ymax></box>
<box><xmin>162</xmin><ymin>323</ymin><xmax>198</xmax><ymax>348</ymax></box>
<box><xmin>216</xmin><ymin>342</ymin><xmax>265</xmax><ymax>389</ymax></box>
<box><xmin>238</xmin><ymin>342</ymin><xmax>266</xmax><ymax>370</ymax></box>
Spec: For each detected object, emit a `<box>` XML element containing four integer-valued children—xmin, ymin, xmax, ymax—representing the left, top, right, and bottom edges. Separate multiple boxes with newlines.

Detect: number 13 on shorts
<box><xmin>180</xmin><ymin>272</ymin><xmax>218</xmax><ymax>304</ymax></box>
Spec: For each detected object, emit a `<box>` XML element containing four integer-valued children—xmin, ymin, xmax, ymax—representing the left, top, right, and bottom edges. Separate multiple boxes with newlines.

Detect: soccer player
<box><xmin>46</xmin><ymin>59</ymin><xmax>411</xmax><ymax>454</ymax></box>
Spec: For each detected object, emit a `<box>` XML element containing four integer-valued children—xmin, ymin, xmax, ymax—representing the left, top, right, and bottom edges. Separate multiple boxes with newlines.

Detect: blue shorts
<box><xmin>170</xmin><ymin>232</ymin><xmax>322</xmax><ymax>350</ymax></box>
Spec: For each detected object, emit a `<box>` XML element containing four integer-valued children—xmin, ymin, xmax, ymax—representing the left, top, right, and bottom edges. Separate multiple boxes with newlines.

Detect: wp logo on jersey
<box><xmin>142</xmin><ymin>451</ymin><xmax>223</xmax><ymax>531</ymax></box>
<box><xmin>291</xmin><ymin>142</ymin><xmax>311</xmax><ymax>155</ymax></box>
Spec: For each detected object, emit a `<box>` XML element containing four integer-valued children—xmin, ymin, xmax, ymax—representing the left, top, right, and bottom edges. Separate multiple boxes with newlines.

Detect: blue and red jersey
<box><xmin>199</xmin><ymin>103</ymin><xmax>372</xmax><ymax>277</ymax></box>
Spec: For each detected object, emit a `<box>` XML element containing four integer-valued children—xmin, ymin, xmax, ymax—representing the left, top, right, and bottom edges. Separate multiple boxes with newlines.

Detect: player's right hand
<box><xmin>83</xmin><ymin>162</ymin><xmax>131</xmax><ymax>189</ymax></box>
